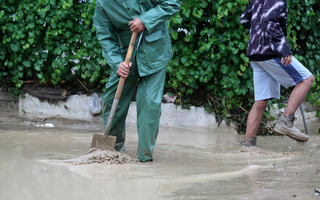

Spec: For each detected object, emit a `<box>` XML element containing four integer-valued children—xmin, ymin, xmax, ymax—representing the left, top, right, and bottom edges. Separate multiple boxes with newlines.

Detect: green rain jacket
<box><xmin>93</xmin><ymin>0</ymin><xmax>180</xmax><ymax>76</ymax></box>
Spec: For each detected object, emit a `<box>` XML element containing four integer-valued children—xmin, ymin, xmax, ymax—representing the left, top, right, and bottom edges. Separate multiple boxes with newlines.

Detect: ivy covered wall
<box><xmin>1</xmin><ymin>0</ymin><xmax>319</xmax><ymax>133</ymax></box>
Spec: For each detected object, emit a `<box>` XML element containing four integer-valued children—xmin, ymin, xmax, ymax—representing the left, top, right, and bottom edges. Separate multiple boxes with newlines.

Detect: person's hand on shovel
<box><xmin>117</xmin><ymin>61</ymin><xmax>132</xmax><ymax>78</ymax></box>
<box><xmin>117</xmin><ymin>18</ymin><xmax>143</xmax><ymax>78</ymax></box>
<box><xmin>129</xmin><ymin>17</ymin><xmax>145</xmax><ymax>32</ymax></box>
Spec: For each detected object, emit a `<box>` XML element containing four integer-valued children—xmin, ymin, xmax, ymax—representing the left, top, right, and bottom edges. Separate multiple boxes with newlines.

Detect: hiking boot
<box><xmin>240</xmin><ymin>136</ymin><xmax>257</xmax><ymax>147</ymax></box>
<box><xmin>274</xmin><ymin>114</ymin><xmax>309</xmax><ymax>142</ymax></box>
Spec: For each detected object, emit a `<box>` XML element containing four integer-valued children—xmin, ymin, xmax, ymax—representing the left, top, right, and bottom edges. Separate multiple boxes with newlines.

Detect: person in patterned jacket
<box><xmin>240</xmin><ymin>0</ymin><xmax>314</xmax><ymax>146</ymax></box>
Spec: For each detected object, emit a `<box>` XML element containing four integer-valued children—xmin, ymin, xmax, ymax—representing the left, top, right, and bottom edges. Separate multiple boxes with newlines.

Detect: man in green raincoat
<box><xmin>93</xmin><ymin>1</ymin><xmax>180</xmax><ymax>162</ymax></box>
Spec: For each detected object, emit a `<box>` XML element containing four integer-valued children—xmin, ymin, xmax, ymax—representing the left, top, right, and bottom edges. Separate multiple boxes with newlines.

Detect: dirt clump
<box><xmin>64</xmin><ymin>148</ymin><xmax>139</xmax><ymax>165</ymax></box>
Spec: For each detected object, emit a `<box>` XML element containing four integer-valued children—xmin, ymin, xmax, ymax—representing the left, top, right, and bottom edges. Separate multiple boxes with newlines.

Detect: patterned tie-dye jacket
<box><xmin>240</xmin><ymin>0</ymin><xmax>292</xmax><ymax>60</ymax></box>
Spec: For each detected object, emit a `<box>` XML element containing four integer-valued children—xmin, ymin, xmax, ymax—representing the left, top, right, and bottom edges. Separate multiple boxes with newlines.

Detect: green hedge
<box><xmin>1</xmin><ymin>0</ymin><xmax>319</xmax><ymax>133</ymax></box>
<box><xmin>167</xmin><ymin>0</ymin><xmax>320</xmax><ymax>131</ymax></box>
<box><xmin>0</xmin><ymin>0</ymin><xmax>106</xmax><ymax>88</ymax></box>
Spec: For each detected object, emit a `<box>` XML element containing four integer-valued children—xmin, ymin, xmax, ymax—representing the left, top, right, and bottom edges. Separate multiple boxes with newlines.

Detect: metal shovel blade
<box><xmin>90</xmin><ymin>133</ymin><xmax>116</xmax><ymax>151</ymax></box>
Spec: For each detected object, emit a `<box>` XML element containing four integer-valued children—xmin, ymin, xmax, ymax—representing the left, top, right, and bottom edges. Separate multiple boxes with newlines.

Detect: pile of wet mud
<box><xmin>64</xmin><ymin>148</ymin><xmax>138</xmax><ymax>165</ymax></box>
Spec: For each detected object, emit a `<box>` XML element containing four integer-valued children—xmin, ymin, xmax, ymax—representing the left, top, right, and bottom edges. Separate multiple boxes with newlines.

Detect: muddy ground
<box><xmin>0</xmin><ymin>109</ymin><xmax>319</xmax><ymax>200</ymax></box>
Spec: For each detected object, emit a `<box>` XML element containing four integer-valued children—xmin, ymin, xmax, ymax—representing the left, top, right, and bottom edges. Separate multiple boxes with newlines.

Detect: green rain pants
<box><xmin>102</xmin><ymin>59</ymin><xmax>166</xmax><ymax>162</ymax></box>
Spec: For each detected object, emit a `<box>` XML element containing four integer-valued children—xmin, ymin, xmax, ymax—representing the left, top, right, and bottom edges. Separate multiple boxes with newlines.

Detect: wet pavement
<box><xmin>0</xmin><ymin>111</ymin><xmax>319</xmax><ymax>200</ymax></box>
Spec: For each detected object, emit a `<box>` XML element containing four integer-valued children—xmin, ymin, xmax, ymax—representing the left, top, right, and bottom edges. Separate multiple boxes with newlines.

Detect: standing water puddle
<box><xmin>0</xmin><ymin>112</ymin><xmax>319</xmax><ymax>200</ymax></box>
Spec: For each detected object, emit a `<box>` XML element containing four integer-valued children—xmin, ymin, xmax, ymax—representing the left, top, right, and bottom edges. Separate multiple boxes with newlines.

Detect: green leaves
<box><xmin>0</xmin><ymin>0</ymin><xmax>319</xmax><ymax>134</ymax></box>
<box><xmin>10</xmin><ymin>43</ymin><xmax>19</xmax><ymax>52</ymax></box>
<box><xmin>0</xmin><ymin>0</ymin><xmax>105</xmax><ymax>88</ymax></box>
<box><xmin>168</xmin><ymin>0</ymin><xmax>320</xmax><ymax>134</ymax></box>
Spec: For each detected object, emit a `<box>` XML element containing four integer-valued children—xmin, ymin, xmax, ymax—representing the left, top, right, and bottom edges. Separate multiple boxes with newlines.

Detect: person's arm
<box><xmin>93</xmin><ymin>2</ymin><xmax>123</xmax><ymax>72</ymax></box>
<box><xmin>138</xmin><ymin>0</ymin><xmax>180</xmax><ymax>32</ymax></box>
<box><xmin>278</xmin><ymin>0</ymin><xmax>288</xmax><ymax>37</ymax></box>
<box><xmin>240</xmin><ymin>1</ymin><xmax>253</xmax><ymax>29</ymax></box>
<box><xmin>279</xmin><ymin>1</ymin><xmax>292</xmax><ymax>66</ymax></box>
<box><xmin>269</xmin><ymin>1</ymin><xmax>292</xmax><ymax>62</ymax></box>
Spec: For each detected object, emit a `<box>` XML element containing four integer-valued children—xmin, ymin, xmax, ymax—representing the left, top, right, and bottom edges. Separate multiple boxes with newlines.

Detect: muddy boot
<box><xmin>274</xmin><ymin>114</ymin><xmax>309</xmax><ymax>142</ymax></box>
<box><xmin>315</xmin><ymin>189</ymin><xmax>320</xmax><ymax>196</ymax></box>
<box><xmin>240</xmin><ymin>136</ymin><xmax>257</xmax><ymax>147</ymax></box>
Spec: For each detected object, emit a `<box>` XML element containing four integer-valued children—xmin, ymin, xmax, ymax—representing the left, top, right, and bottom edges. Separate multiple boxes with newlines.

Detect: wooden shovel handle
<box><xmin>115</xmin><ymin>32</ymin><xmax>138</xmax><ymax>100</ymax></box>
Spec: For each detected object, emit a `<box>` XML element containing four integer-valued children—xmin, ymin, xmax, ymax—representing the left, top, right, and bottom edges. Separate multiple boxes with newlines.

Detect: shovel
<box><xmin>90</xmin><ymin>32</ymin><xmax>138</xmax><ymax>151</ymax></box>
<box><xmin>299</xmin><ymin>104</ymin><xmax>309</xmax><ymax>135</ymax></box>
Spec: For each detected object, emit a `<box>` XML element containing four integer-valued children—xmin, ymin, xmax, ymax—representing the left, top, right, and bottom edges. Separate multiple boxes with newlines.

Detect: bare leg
<box><xmin>245</xmin><ymin>100</ymin><xmax>269</xmax><ymax>141</ymax></box>
<box><xmin>284</xmin><ymin>75</ymin><xmax>314</xmax><ymax>116</ymax></box>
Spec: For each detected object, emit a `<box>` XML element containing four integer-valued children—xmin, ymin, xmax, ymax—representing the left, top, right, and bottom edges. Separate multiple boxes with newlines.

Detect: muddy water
<box><xmin>0</xmin><ymin>112</ymin><xmax>319</xmax><ymax>200</ymax></box>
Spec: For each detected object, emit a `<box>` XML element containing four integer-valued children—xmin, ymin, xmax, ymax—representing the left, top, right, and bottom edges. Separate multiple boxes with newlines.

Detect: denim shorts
<box><xmin>251</xmin><ymin>57</ymin><xmax>312</xmax><ymax>101</ymax></box>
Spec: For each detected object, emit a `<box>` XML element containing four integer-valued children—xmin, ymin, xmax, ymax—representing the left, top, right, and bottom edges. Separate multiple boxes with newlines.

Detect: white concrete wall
<box><xmin>19</xmin><ymin>93</ymin><xmax>318</xmax><ymax>129</ymax></box>
<box><xmin>19</xmin><ymin>93</ymin><xmax>93</xmax><ymax>120</ymax></box>
<box><xmin>19</xmin><ymin>93</ymin><xmax>218</xmax><ymax>128</ymax></box>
